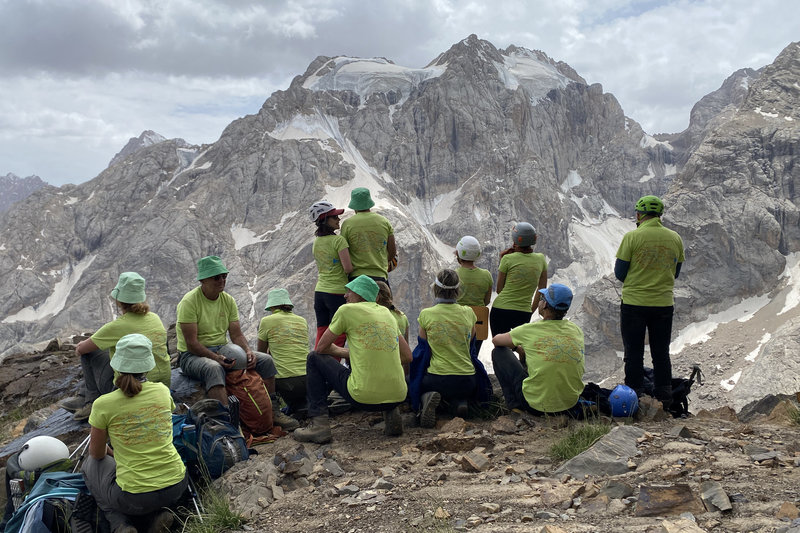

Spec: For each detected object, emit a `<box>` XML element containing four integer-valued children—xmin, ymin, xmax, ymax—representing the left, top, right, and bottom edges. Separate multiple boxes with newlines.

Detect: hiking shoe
<box><xmin>73</xmin><ymin>402</ymin><xmax>93</xmax><ymax>422</ymax></box>
<box><xmin>147</xmin><ymin>510</ymin><xmax>174</xmax><ymax>533</ymax></box>
<box><xmin>59</xmin><ymin>395</ymin><xmax>86</xmax><ymax>413</ymax></box>
<box><xmin>273</xmin><ymin>409</ymin><xmax>300</xmax><ymax>431</ymax></box>
<box><xmin>383</xmin><ymin>407</ymin><xmax>403</xmax><ymax>437</ymax></box>
<box><xmin>455</xmin><ymin>401</ymin><xmax>469</xmax><ymax>418</ymax></box>
<box><xmin>419</xmin><ymin>392</ymin><xmax>441</xmax><ymax>429</ymax></box>
<box><xmin>293</xmin><ymin>415</ymin><xmax>332</xmax><ymax>444</ymax></box>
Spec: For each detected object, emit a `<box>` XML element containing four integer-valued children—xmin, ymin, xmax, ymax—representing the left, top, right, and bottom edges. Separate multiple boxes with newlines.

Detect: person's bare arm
<box><xmin>398</xmin><ymin>335</ymin><xmax>412</xmax><ymax>365</ymax></box>
<box><xmin>316</xmin><ymin>328</ymin><xmax>350</xmax><ymax>359</ymax></box>
<box><xmin>483</xmin><ymin>288</ymin><xmax>492</xmax><ymax>306</ymax></box>
<box><xmin>492</xmin><ymin>333</ymin><xmax>514</xmax><ymax>347</ymax></box>
<box><xmin>75</xmin><ymin>338</ymin><xmax>100</xmax><ymax>356</ymax></box>
<box><xmin>257</xmin><ymin>339</ymin><xmax>269</xmax><ymax>353</ymax></box>
<box><xmin>180</xmin><ymin>322</ymin><xmax>233</xmax><ymax>368</ymax></box>
<box><xmin>387</xmin><ymin>234</ymin><xmax>397</xmax><ymax>264</ymax></box>
<box><xmin>496</xmin><ymin>272</ymin><xmax>506</xmax><ymax>295</ymax></box>
<box><xmin>531</xmin><ymin>269</ymin><xmax>547</xmax><ymax>312</ymax></box>
<box><xmin>89</xmin><ymin>426</ymin><xmax>110</xmax><ymax>460</ymax></box>
<box><xmin>339</xmin><ymin>248</ymin><xmax>353</xmax><ymax>274</ymax></box>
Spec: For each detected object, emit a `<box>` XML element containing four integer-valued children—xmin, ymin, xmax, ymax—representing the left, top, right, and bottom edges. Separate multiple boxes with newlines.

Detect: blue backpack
<box><xmin>173</xmin><ymin>399</ymin><xmax>249</xmax><ymax>480</ymax></box>
<box><xmin>3</xmin><ymin>472</ymin><xmax>87</xmax><ymax>533</ymax></box>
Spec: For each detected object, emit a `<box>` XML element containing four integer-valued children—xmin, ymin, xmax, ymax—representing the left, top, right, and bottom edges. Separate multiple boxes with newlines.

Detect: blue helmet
<box><xmin>610</xmin><ymin>385</ymin><xmax>639</xmax><ymax>417</ymax></box>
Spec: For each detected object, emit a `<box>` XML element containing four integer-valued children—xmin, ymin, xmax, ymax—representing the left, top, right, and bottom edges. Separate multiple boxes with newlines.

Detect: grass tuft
<box><xmin>788</xmin><ymin>404</ymin><xmax>800</xmax><ymax>426</ymax></box>
<box><xmin>179</xmin><ymin>485</ymin><xmax>243</xmax><ymax>533</ymax></box>
<box><xmin>549</xmin><ymin>421</ymin><xmax>612</xmax><ymax>462</ymax></box>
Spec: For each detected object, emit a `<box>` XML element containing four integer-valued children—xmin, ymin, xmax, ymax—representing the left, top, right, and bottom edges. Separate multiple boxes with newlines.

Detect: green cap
<box><xmin>345</xmin><ymin>275</ymin><xmax>379</xmax><ymax>302</ymax></box>
<box><xmin>111</xmin><ymin>334</ymin><xmax>155</xmax><ymax>374</ymax></box>
<box><xmin>265</xmin><ymin>288</ymin><xmax>293</xmax><ymax>310</ymax></box>
<box><xmin>110</xmin><ymin>272</ymin><xmax>146</xmax><ymax>304</ymax></box>
<box><xmin>348</xmin><ymin>187</ymin><xmax>375</xmax><ymax>211</ymax></box>
<box><xmin>197</xmin><ymin>255</ymin><xmax>228</xmax><ymax>281</ymax></box>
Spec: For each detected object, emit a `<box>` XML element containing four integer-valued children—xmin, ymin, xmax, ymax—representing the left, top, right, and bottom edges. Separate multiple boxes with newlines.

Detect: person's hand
<box><xmin>245</xmin><ymin>351</ymin><xmax>256</xmax><ymax>369</ymax></box>
<box><xmin>218</xmin><ymin>354</ymin><xmax>235</xmax><ymax>369</ymax></box>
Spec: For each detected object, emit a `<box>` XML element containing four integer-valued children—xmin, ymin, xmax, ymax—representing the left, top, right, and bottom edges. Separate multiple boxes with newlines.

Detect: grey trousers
<box><xmin>82</xmin><ymin>455</ymin><xmax>187</xmax><ymax>530</ymax></box>
<box><xmin>81</xmin><ymin>349</ymin><xmax>114</xmax><ymax>403</ymax></box>
<box><xmin>179</xmin><ymin>343</ymin><xmax>276</xmax><ymax>391</ymax></box>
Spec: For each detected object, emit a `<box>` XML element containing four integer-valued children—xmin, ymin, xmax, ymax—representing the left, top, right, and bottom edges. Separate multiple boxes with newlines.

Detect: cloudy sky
<box><xmin>1</xmin><ymin>0</ymin><xmax>797</xmax><ymax>186</ymax></box>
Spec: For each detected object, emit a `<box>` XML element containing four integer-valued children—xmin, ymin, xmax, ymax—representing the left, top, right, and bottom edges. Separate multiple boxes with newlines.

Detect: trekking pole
<box><xmin>70</xmin><ymin>434</ymin><xmax>91</xmax><ymax>472</ymax></box>
<box><xmin>187</xmin><ymin>475</ymin><xmax>204</xmax><ymax>520</ymax></box>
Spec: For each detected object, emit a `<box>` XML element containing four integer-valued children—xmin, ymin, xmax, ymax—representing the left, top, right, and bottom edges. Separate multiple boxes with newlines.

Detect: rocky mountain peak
<box><xmin>108</xmin><ymin>129</ymin><xmax>168</xmax><ymax>168</ymax></box>
<box><xmin>0</xmin><ymin>173</ymin><xmax>47</xmax><ymax>213</ymax></box>
<box><xmin>739</xmin><ymin>41</ymin><xmax>800</xmax><ymax>118</ymax></box>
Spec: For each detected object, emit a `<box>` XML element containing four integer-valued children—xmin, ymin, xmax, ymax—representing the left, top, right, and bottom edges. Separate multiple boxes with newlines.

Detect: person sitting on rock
<box><xmin>293</xmin><ymin>275</ymin><xmax>411</xmax><ymax>444</ymax></box>
<box><xmin>491</xmin><ymin>283</ymin><xmax>585</xmax><ymax>417</ymax></box>
<box><xmin>340</xmin><ymin>187</ymin><xmax>396</xmax><ymax>283</ymax></box>
<box><xmin>416</xmin><ymin>269</ymin><xmax>478</xmax><ymax>428</ymax></box>
<box><xmin>257</xmin><ymin>288</ymin><xmax>310</xmax><ymax>418</ymax></box>
<box><xmin>65</xmin><ymin>272</ymin><xmax>171</xmax><ymax>422</ymax></box>
<box><xmin>82</xmin><ymin>333</ymin><xmax>186</xmax><ymax>533</ymax></box>
<box><xmin>176</xmin><ymin>255</ymin><xmax>299</xmax><ymax>430</ymax></box>
<box><xmin>375</xmin><ymin>281</ymin><xmax>409</xmax><ymax>342</ymax></box>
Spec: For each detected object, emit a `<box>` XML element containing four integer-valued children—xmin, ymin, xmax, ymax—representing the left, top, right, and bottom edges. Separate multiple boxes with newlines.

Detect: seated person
<box><xmin>491</xmin><ymin>283</ymin><xmax>585</xmax><ymax>416</ymax></box>
<box><xmin>82</xmin><ymin>334</ymin><xmax>186</xmax><ymax>533</ymax></box>
<box><xmin>176</xmin><ymin>255</ymin><xmax>298</xmax><ymax>430</ymax></box>
<box><xmin>417</xmin><ymin>269</ymin><xmax>478</xmax><ymax>428</ymax></box>
<box><xmin>257</xmin><ymin>289</ymin><xmax>310</xmax><ymax>417</ymax></box>
<box><xmin>293</xmin><ymin>275</ymin><xmax>411</xmax><ymax>444</ymax></box>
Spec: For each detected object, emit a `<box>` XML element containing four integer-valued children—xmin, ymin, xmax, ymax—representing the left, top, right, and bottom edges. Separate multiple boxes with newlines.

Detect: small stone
<box><xmin>461</xmin><ymin>451</ymin><xmax>490</xmax><ymax>472</ymax></box>
<box><xmin>777</xmin><ymin>502</ymin><xmax>800</xmax><ymax>520</ymax></box>
<box><xmin>466</xmin><ymin>515</ymin><xmax>483</xmax><ymax>526</ymax></box>
<box><xmin>434</xmin><ymin>506</ymin><xmax>451</xmax><ymax>519</ymax></box>
<box><xmin>480</xmin><ymin>502</ymin><xmax>501</xmax><ymax>513</ymax></box>
<box><xmin>371</xmin><ymin>478</ymin><xmax>394</xmax><ymax>490</ymax></box>
<box><xmin>338</xmin><ymin>485</ymin><xmax>360</xmax><ymax>496</ymax></box>
<box><xmin>323</xmin><ymin>458</ymin><xmax>346</xmax><ymax>477</ymax></box>
<box><xmin>440</xmin><ymin>417</ymin><xmax>467</xmax><ymax>433</ymax></box>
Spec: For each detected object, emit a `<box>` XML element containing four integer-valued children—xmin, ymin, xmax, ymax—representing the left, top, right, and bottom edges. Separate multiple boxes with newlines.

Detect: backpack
<box><xmin>224</xmin><ymin>370</ymin><xmax>274</xmax><ymax>437</ymax></box>
<box><xmin>172</xmin><ymin>399</ymin><xmax>249</xmax><ymax>480</ymax></box>
<box><xmin>1</xmin><ymin>451</ymin><xmax>74</xmax><ymax>527</ymax></box>
<box><xmin>3</xmin><ymin>472</ymin><xmax>89</xmax><ymax>533</ymax></box>
<box><xmin>643</xmin><ymin>365</ymin><xmax>704</xmax><ymax>418</ymax></box>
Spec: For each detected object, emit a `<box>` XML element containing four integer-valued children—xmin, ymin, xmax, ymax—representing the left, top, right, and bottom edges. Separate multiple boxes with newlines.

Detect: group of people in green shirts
<box><xmin>60</xmin><ymin>189</ymin><xmax>682</xmax><ymax>530</ymax></box>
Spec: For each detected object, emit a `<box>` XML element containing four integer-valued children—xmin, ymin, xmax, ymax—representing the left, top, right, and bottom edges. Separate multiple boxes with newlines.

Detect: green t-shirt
<box><xmin>257</xmin><ymin>310</ymin><xmax>309</xmax><ymax>378</ymax></box>
<box><xmin>328</xmin><ymin>302</ymin><xmax>407</xmax><ymax>404</ymax></box>
<box><xmin>456</xmin><ymin>266</ymin><xmax>493</xmax><ymax>306</ymax></box>
<box><xmin>510</xmin><ymin>320</ymin><xmax>585</xmax><ymax>413</ymax></box>
<box><xmin>418</xmin><ymin>304</ymin><xmax>476</xmax><ymax>376</ymax></box>
<box><xmin>340</xmin><ymin>211</ymin><xmax>394</xmax><ymax>278</ymax></box>
<box><xmin>176</xmin><ymin>287</ymin><xmax>239</xmax><ymax>352</ymax></box>
<box><xmin>392</xmin><ymin>310</ymin><xmax>409</xmax><ymax>338</ymax></box>
<box><xmin>313</xmin><ymin>234</ymin><xmax>349</xmax><ymax>293</ymax></box>
<box><xmin>493</xmin><ymin>252</ymin><xmax>547</xmax><ymax>312</ymax></box>
<box><xmin>91</xmin><ymin>312</ymin><xmax>171</xmax><ymax>387</ymax></box>
<box><xmin>616</xmin><ymin>217</ymin><xmax>685</xmax><ymax>307</ymax></box>
<box><xmin>89</xmin><ymin>382</ymin><xmax>185</xmax><ymax>493</ymax></box>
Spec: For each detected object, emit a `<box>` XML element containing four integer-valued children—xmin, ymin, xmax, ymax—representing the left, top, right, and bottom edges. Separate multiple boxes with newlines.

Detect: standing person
<box><xmin>82</xmin><ymin>334</ymin><xmax>187</xmax><ymax>533</ymax></box>
<box><xmin>293</xmin><ymin>275</ymin><xmax>411</xmax><ymax>444</ymax></box>
<box><xmin>310</xmin><ymin>201</ymin><xmax>352</xmax><ymax>347</ymax></box>
<box><xmin>340</xmin><ymin>187</ymin><xmax>396</xmax><ymax>282</ymax></box>
<box><xmin>176</xmin><ymin>255</ymin><xmax>299</xmax><ymax>430</ymax></box>
<box><xmin>491</xmin><ymin>284</ymin><xmax>585</xmax><ymax>416</ymax></box>
<box><xmin>416</xmin><ymin>269</ymin><xmax>478</xmax><ymax>427</ymax></box>
<box><xmin>489</xmin><ymin>223</ymin><xmax>548</xmax><ymax>340</ymax></box>
<box><xmin>454</xmin><ymin>235</ymin><xmax>493</xmax><ymax>352</ymax></box>
<box><xmin>66</xmin><ymin>272</ymin><xmax>171</xmax><ymax>422</ymax></box>
<box><xmin>257</xmin><ymin>289</ymin><xmax>310</xmax><ymax>416</ymax></box>
<box><xmin>615</xmin><ymin>195</ymin><xmax>684</xmax><ymax>408</ymax></box>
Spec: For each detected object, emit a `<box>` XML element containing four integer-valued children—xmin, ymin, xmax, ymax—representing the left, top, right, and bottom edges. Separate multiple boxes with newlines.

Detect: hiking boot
<box><xmin>59</xmin><ymin>395</ymin><xmax>86</xmax><ymax>413</ymax></box>
<box><xmin>455</xmin><ymin>401</ymin><xmax>469</xmax><ymax>418</ymax></box>
<box><xmin>419</xmin><ymin>392</ymin><xmax>441</xmax><ymax>429</ymax></box>
<box><xmin>73</xmin><ymin>402</ymin><xmax>93</xmax><ymax>422</ymax></box>
<box><xmin>273</xmin><ymin>408</ymin><xmax>300</xmax><ymax>431</ymax></box>
<box><xmin>147</xmin><ymin>510</ymin><xmax>174</xmax><ymax>533</ymax></box>
<box><xmin>383</xmin><ymin>407</ymin><xmax>403</xmax><ymax>437</ymax></box>
<box><xmin>293</xmin><ymin>415</ymin><xmax>332</xmax><ymax>444</ymax></box>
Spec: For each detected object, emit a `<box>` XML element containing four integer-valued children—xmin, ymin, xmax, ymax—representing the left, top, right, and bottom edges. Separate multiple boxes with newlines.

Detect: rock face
<box><xmin>0</xmin><ymin>173</ymin><xmax>47</xmax><ymax>213</ymax></box>
<box><xmin>108</xmin><ymin>130</ymin><xmax>171</xmax><ymax>167</ymax></box>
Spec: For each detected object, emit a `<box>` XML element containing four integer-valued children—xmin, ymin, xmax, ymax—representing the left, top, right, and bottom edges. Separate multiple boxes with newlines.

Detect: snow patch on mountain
<box><xmin>494</xmin><ymin>49</ymin><xmax>572</xmax><ymax>100</ymax></box>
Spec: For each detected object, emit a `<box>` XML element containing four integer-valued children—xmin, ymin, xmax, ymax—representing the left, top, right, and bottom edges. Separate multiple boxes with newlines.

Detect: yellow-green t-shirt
<box><xmin>510</xmin><ymin>320</ymin><xmax>585</xmax><ymax>413</ymax></box>
<box><xmin>313</xmin><ymin>234</ymin><xmax>349</xmax><ymax>293</ymax></box>
<box><xmin>91</xmin><ymin>311</ymin><xmax>171</xmax><ymax>387</ymax></box>
<box><xmin>418</xmin><ymin>304</ymin><xmax>476</xmax><ymax>376</ymax></box>
<box><xmin>616</xmin><ymin>217</ymin><xmax>685</xmax><ymax>307</ymax></box>
<box><xmin>340</xmin><ymin>211</ymin><xmax>394</xmax><ymax>278</ymax></box>
<box><xmin>493</xmin><ymin>252</ymin><xmax>547</xmax><ymax>312</ymax></box>
<box><xmin>328</xmin><ymin>302</ymin><xmax>407</xmax><ymax>404</ymax></box>
<box><xmin>392</xmin><ymin>310</ymin><xmax>409</xmax><ymax>338</ymax></box>
<box><xmin>456</xmin><ymin>266</ymin><xmax>493</xmax><ymax>306</ymax></box>
<box><xmin>176</xmin><ymin>287</ymin><xmax>239</xmax><ymax>352</ymax></box>
<box><xmin>257</xmin><ymin>310</ymin><xmax>309</xmax><ymax>378</ymax></box>
<box><xmin>88</xmin><ymin>382</ymin><xmax>185</xmax><ymax>493</ymax></box>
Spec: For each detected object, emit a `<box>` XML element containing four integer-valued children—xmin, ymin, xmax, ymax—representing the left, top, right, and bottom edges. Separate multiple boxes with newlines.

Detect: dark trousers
<box><xmin>621</xmin><ymin>303</ymin><xmax>674</xmax><ymax>401</ymax></box>
<box><xmin>421</xmin><ymin>373</ymin><xmax>476</xmax><ymax>405</ymax></box>
<box><xmin>276</xmin><ymin>375</ymin><xmax>307</xmax><ymax>414</ymax></box>
<box><xmin>81</xmin><ymin>349</ymin><xmax>114</xmax><ymax>402</ymax></box>
<box><xmin>314</xmin><ymin>291</ymin><xmax>347</xmax><ymax>328</ymax></box>
<box><xmin>489</xmin><ymin>307</ymin><xmax>532</xmax><ymax>337</ymax></box>
<box><xmin>305</xmin><ymin>352</ymin><xmax>399</xmax><ymax>417</ymax></box>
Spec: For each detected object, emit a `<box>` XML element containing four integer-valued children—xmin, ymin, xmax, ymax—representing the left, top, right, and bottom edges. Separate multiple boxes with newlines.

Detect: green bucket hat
<box><xmin>345</xmin><ymin>275</ymin><xmax>379</xmax><ymax>302</ymax></box>
<box><xmin>348</xmin><ymin>187</ymin><xmax>375</xmax><ymax>211</ymax></box>
<box><xmin>111</xmin><ymin>334</ymin><xmax>155</xmax><ymax>374</ymax></box>
<box><xmin>110</xmin><ymin>272</ymin><xmax>146</xmax><ymax>304</ymax></box>
<box><xmin>265</xmin><ymin>288</ymin><xmax>293</xmax><ymax>310</ymax></box>
<box><xmin>197</xmin><ymin>255</ymin><xmax>229</xmax><ymax>281</ymax></box>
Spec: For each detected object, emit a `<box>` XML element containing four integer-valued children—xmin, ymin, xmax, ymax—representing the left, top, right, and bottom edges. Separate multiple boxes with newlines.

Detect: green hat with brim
<box><xmin>265</xmin><ymin>288</ymin><xmax>293</xmax><ymax>310</ymax></box>
<box><xmin>111</xmin><ymin>333</ymin><xmax>155</xmax><ymax>374</ymax></box>
<box><xmin>348</xmin><ymin>187</ymin><xmax>375</xmax><ymax>211</ymax></box>
<box><xmin>197</xmin><ymin>255</ymin><xmax>229</xmax><ymax>281</ymax></box>
<box><xmin>110</xmin><ymin>272</ymin><xmax>146</xmax><ymax>304</ymax></box>
<box><xmin>345</xmin><ymin>275</ymin><xmax>379</xmax><ymax>302</ymax></box>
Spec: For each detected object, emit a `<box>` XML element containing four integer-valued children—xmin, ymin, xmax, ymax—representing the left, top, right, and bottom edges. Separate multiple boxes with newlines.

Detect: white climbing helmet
<box><xmin>456</xmin><ymin>236</ymin><xmax>481</xmax><ymax>261</ymax></box>
<box><xmin>309</xmin><ymin>201</ymin><xmax>344</xmax><ymax>222</ymax></box>
<box><xmin>17</xmin><ymin>436</ymin><xmax>70</xmax><ymax>470</ymax></box>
